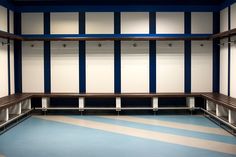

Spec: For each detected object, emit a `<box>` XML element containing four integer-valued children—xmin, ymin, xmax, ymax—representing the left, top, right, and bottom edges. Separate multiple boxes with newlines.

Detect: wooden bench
<box><xmin>1</xmin><ymin>92</ymin><xmax>236</xmax><ymax>132</ymax></box>
<box><xmin>201</xmin><ymin>93</ymin><xmax>236</xmax><ymax>127</ymax></box>
<box><xmin>29</xmin><ymin>92</ymin><xmax>202</xmax><ymax>111</ymax></box>
<box><xmin>0</xmin><ymin>94</ymin><xmax>33</xmax><ymax>127</ymax></box>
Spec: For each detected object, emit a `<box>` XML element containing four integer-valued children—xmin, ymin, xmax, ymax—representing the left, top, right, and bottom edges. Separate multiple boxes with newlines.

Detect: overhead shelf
<box><xmin>0</xmin><ymin>30</ymin><xmax>23</xmax><ymax>41</ymax></box>
<box><xmin>211</xmin><ymin>28</ymin><xmax>236</xmax><ymax>39</ymax></box>
<box><xmin>1</xmin><ymin>29</ymin><xmax>236</xmax><ymax>41</ymax></box>
<box><xmin>0</xmin><ymin>31</ymin><xmax>211</xmax><ymax>41</ymax></box>
<box><xmin>21</xmin><ymin>34</ymin><xmax>211</xmax><ymax>41</ymax></box>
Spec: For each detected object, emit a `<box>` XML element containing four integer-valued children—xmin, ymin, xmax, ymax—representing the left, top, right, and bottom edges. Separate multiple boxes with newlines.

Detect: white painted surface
<box><xmin>191</xmin><ymin>41</ymin><xmax>213</xmax><ymax>92</ymax></box>
<box><xmin>0</xmin><ymin>38</ymin><xmax>8</xmax><ymax>97</ymax></box>
<box><xmin>191</xmin><ymin>12</ymin><xmax>213</xmax><ymax>34</ymax></box>
<box><xmin>229</xmin><ymin>110</ymin><xmax>236</xmax><ymax>124</ymax></box>
<box><xmin>220</xmin><ymin>38</ymin><xmax>228</xmax><ymax>95</ymax></box>
<box><xmin>22</xmin><ymin>41</ymin><xmax>44</xmax><ymax>92</ymax></box>
<box><xmin>156</xmin><ymin>41</ymin><xmax>184</xmax><ymax>92</ymax></box>
<box><xmin>51</xmin><ymin>41</ymin><xmax>79</xmax><ymax>93</ymax></box>
<box><xmin>121</xmin><ymin>41</ymin><xmax>149</xmax><ymax>93</ymax></box>
<box><xmin>86</xmin><ymin>41</ymin><xmax>114</xmax><ymax>93</ymax></box>
<box><xmin>10</xmin><ymin>40</ymin><xmax>15</xmax><ymax>94</ymax></box>
<box><xmin>22</xmin><ymin>13</ymin><xmax>44</xmax><ymax>34</ymax></box>
<box><xmin>220</xmin><ymin>8</ymin><xmax>228</xmax><ymax>32</ymax></box>
<box><xmin>231</xmin><ymin>3</ymin><xmax>236</xmax><ymax>29</ymax></box>
<box><xmin>121</xmin><ymin>12</ymin><xmax>149</xmax><ymax>34</ymax></box>
<box><xmin>79</xmin><ymin>97</ymin><xmax>84</xmax><ymax>109</ymax></box>
<box><xmin>86</xmin><ymin>12</ymin><xmax>114</xmax><ymax>34</ymax></box>
<box><xmin>50</xmin><ymin>12</ymin><xmax>79</xmax><ymax>34</ymax></box>
<box><xmin>156</xmin><ymin>12</ymin><xmax>184</xmax><ymax>34</ymax></box>
<box><xmin>230</xmin><ymin>36</ymin><xmax>236</xmax><ymax>98</ymax></box>
<box><xmin>10</xmin><ymin>10</ymin><xmax>14</xmax><ymax>34</ymax></box>
<box><xmin>0</xmin><ymin>6</ymin><xmax>7</xmax><ymax>32</ymax></box>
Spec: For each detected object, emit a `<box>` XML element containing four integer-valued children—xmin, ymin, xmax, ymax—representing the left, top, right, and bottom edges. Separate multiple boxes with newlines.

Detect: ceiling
<box><xmin>10</xmin><ymin>0</ymin><xmax>226</xmax><ymax>6</ymax></box>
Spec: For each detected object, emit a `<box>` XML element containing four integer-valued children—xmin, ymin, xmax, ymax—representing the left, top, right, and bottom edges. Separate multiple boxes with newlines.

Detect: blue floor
<box><xmin>0</xmin><ymin>115</ymin><xmax>236</xmax><ymax>157</ymax></box>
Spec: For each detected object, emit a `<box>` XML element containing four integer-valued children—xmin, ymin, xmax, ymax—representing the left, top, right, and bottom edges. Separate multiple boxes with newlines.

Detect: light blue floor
<box><xmin>0</xmin><ymin>115</ymin><xmax>236</xmax><ymax>157</ymax></box>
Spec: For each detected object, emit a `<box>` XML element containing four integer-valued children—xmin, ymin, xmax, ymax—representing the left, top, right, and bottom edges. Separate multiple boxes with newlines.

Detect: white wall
<box><xmin>0</xmin><ymin>38</ymin><xmax>8</xmax><ymax>97</ymax></box>
<box><xmin>0</xmin><ymin>6</ymin><xmax>7</xmax><ymax>32</ymax></box>
<box><xmin>191</xmin><ymin>41</ymin><xmax>213</xmax><ymax>92</ymax></box>
<box><xmin>86</xmin><ymin>41</ymin><xmax>114</xmax><ymax>93</ymax></box>
<box><xmin>50</xmin><ymin>13</ymin><xmax>79</xmax><ymax>34</ymax></box>
<box><xmin>21</xmin><ymin>13</ymin><xmax>44</xmax><ymax>34</ymax></box>
<box><xmin>230</xmin><ymin>36</ymin><xmax>236</xmax><ymax>98</ymax></box>
<box><xmin>22</xmin><ymin>41</ymin><xmax>44</xmax><ymax>92</ymax></box>
<box><xmin>220</xmin><ymin>8</ymin><xmax>228</xmax><ymax>32</ymax></box>
<box><xmin>220</xmin><ymin>38</ymin><xmax>229</xmax><ymax>95</ymax></box>
<box><xmin>191</xmin><ymin>12</ymin><xmax>213</xmax><ymax>34</ymax></box>
<box><xmin>10</xmin><ymin>40</ymin><xmax>15</xmax><ymax>94</ymax></box>
<box><xmin>10</xmin><ymin>10</ymin><xmax>14</xmax><ymax>34</ymax></box>
<box><xmin>231</xmin><ymin>3</ymin><xmax>236</xmax><ymax>29</ymax></box>
<box><xmin>121</xmin><ymin>41</ymin><xmax>149</xmax><ymax>93</ymax></box>
<box><xmin>86</xmin><ymin>12</ymin><xmax>114</xmax><ymax>34</ymax></box>
<box><xmin>156</xmin><ymin>12</ymin><xmax>184</xmax><ymax>34</ymax></box>
<box><xmin>156</xmin><ymin>41</ymin><xmax>184</xmax><ymax>92</ymax></box>
<box><xmin>121</xmin><ymin>12</ymin><xmax>149</xmax><ymax>34</ymax></box>
<box><xmin>51</xmin><ymin>41</ymin><xmax>79</xmax><ymax>93</ymax></box>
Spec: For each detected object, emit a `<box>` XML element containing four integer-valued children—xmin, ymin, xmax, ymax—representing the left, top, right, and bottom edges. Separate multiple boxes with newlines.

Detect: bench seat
<box><xmin>201</xmin><ymin>93</ymin><xmax>236</xmax><ymax>111</ymax></box>
<box><xmin>0</xmin><ymin>94</ymin><xmax>32</xmax><ymax>110</ymax></box>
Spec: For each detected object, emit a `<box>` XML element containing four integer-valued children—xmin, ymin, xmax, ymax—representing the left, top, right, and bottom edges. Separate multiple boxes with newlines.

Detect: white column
<box><xmin>116</xmin><ymin>97</ymin><xmax>121</xmax><ymax>111</ymax></box>
<box><xmin>186</xmin><ymin>97</ymin><xmax>195</xmax><ymax>108</ymax></box>
<box><xmin>152</xmin><ymin>97</ymin><xmax>158</xmax><ymax>111</ymax></box>
<box><xmin>79</xmin><ymin>97</ymin><xmax>84</xmax><ymax>111</ymax></box>
<box><xmin>42</xmin><ymin>97</ymin><xmax>49</xmax><ymax>110</ymax></box>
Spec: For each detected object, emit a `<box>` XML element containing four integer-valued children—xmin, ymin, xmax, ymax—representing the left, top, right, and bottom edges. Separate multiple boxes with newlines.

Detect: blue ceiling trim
<box><xmin>0</xmin><ymin>0</ymin><xmax>15</xmax><ymax>10</ymax></box>
<box><xmin>13</xmin><ymin>5</ymin><xmax>220</xmax><ymax>12</ymax></box>
<box><xmin>220</xmin><ymin>0</ymin><xmax>236</xmax><ymax>10</ymax></box>
<box><xmin>21</xmin><ymin>34</ymin><xmax>212</xmax><ymax>38</ymax></box>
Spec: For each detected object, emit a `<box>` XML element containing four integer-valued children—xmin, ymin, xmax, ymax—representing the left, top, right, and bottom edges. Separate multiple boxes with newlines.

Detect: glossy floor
<box><xmin>0</xmin><ymin>115</ymin><xmax>236</xmax><ymax>157</ymax></box>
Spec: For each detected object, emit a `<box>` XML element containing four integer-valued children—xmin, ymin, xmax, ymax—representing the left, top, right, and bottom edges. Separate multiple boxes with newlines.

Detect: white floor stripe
<box><xmin>101</xmin><ymin>116</ymin><xmax>231</xmax><ymax>136</ymax></box>
<box><xmin>36</xmin><ymin>116</ymin><xmax>236</xmax><ymax>155</ymax></box>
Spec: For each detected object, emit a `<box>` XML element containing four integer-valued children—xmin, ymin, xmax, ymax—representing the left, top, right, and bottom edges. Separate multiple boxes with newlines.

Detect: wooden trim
<box><xmin>22</xmin><ymin>36</ymin><xmax>210</xmax><ymax>41</ymax></box>
<box><xmin>0</xmin><ymin>30</ymin><xmax>23</xmax><ymax>40</ymax></box>
<box><xmin>211</xmin><ymin>28</ymin><xmax>236</xmax><ymax>39</ymax></box>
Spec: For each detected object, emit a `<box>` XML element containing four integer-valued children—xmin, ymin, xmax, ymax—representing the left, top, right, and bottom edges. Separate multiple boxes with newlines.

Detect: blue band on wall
<box><xmin>14</xmin><ymin>12</ymin><xmax>22</xmax><ymax>93</ymax></box>
<box><xmin>79</xmin><ymin>12</ymin><xmax>86</xmax><ymax>93</ymax></box>
<box><xmin>228</xmin><ymin>6</ymin><xmax>231</xmax><ymax>96</ymax></box>
<box><xmin>114</xmin><ymin>12</ymin><xmax>121</xmax><ymax>93</ymax></box>
<box><xmin>44</xmin><ymin>12</ymin><xmax>51</xmax><ymax>93</ymax></box>
<box><xmin>149</xmin><ymin>12</ymin><xmax>156</xmax><ymax>93</ymax></box>
<box><xmin>184</xmin><ymin>12</ymin><xmax>191</xmax><ymax>93</ymax></box>
<box><xmin>7</xmin><ymin>9</ymin><xmax>11</xmax><ymax>95</ymax></box>
<box><xmin>213</xmin><ymin>12</ymin><xmax>220</xmax><ymax>93</ymax></box>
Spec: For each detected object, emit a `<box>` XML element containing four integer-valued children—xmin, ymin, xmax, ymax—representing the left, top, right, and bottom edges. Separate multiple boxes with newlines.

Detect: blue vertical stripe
<box><xmin>44</xmin><ymin>12</ymin><xmax>51</xmax><ymax>93</ymax></box>
<box><xmin>184</xmin><ymin>12</ymin><xmax>191</xmax><ymax>93</ymax></box>
<box><xmin>7</xmin><ymin>9</ymin><xmax>11</xmax><ymax>95</ymax></box>
<box><xmin>114</xmin><ymin>12</ymin><xmax>121</xmax><ymax>93</ymax></box>
<box><xmin>213</xmin><ymin>12</ymin><xmax>220</xmax><ymax>93</ymax></box>
<box><xmin>14</xmin><ymin>12</ymin><xmax>22</xmax><ymax>93</ymax></box>
<box><xmin>79</xmin><ymin>12</ymin><xmax>86</xmax><ymax>93</ymax></box>
<box><xmin>228</xmin><ymin>6</ymin><xmax>231</xmax><ymax>96</ymax></box>
<box><xmin>149</xmin><ymin>12</ymin><xmax>156</xmax><ymax>93</ymax></box>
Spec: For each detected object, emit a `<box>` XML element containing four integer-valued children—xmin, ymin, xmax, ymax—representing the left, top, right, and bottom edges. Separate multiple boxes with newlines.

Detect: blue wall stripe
<box><xmin>114</xmin><ymin>12</ymin><xmax>121</xmax><ymax>93</ymax></box>
<box><xmin>149</xmin><ymin>12</ymin><xmax>156</xmax><ymax>93</ymax></box>
<box><xmin>7</xmin><ymin>9</ymin><xmax>11</xmax><ymax>95</ymax></box>
<box><xmin>79</xmin><ymin>12</ymin><xmax>86</xmax><ymax>93</ymax></box>
<box><xmin>44</xmin><ymin>12</ymin><xmax>51</xmax><ymax>93</ymax></box>
<box><xmin>213</xmin><ymin>12</ymin><xmax>220</xmax><ymax>93</ymax></box>
<box><xmin>184</xmin><ymin>12</ymin><xmax>191</xmax><ymax>93</ymax></box>
<box><xmin>14</xmin><ymin>12</ymin><xmax>22</xmax><ymax>93</ymax></box>
<box><xmin>228</xmin><ymin>6</ymin><xmax>231</xmax><ymax>96</ymax></box>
